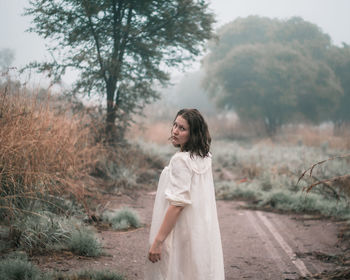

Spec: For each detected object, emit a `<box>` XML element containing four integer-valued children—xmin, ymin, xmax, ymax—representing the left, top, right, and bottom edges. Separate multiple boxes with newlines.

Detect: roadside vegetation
<box><xmin>212</xmin><ymin>140</ymin><xmax>350</xmax><ymax>218</ymax></box>
<box><xmin>0</xmin><ymin>84</ymin><xmax>157</xmax><ymax>279</ymax></box>
<box><xmin>131</xmin><ymin>107</ymin><xmax>350</xmax><ymax>221</ymax></box>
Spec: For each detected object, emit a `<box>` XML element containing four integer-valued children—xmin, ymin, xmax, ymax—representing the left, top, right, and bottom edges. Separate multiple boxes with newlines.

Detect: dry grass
<box><xmin>126</xmin><ymin>107</ymin><xmax>267</xmax><ymax>143</ymax></box>
<box><xmin>127</xmin><ymin>121</ymin><xmax>171</xmax><ymax>145</ymax></box>
<box><xmin>0</xmin><ymin>87</ymin><xmax>103</xmax><ymax>219</ymax></box>
<box><xmin>298</xmin><ymin>154</ymin><xmax>350</xmax><ymax>199</ymax></box>
<box><xmin>278</xmin><ymin>123</ymin><xmax>350</xmax><ymax>149</ymax></box>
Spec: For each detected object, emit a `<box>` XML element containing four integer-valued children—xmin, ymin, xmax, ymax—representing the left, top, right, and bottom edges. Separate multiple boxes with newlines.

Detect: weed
<box><xmin>10</xmin><ymin>213</ymin><xmax>83</xmax><ymax>254</ymax></box>
<box><xmin>259</xmin><ymin>189</ymin><xmax>350</xmax><ymax>217</ymax></box>
<box><xmin>66</xmin><ymin>270</ymin><xmax>124</xmax><ymax>280</ymax></box>
<box><xmin>0</xmin><ymin>255</ymin><xmax>42</xmax><ymax>280</ymax></box>
<box><xmin>103</xmin><ymin>208</ymin><xmax>141</xmax><ymax>230</ymax></box>
<box><xmin>0</xmin><ymin>87</ymin><xmax>102</xmax><ymax>219</ymax></box>
<box><xmin>216</xmin><ymin>181</ymin><xmax>261</xmax><ymax>200</ymax></box>
<box><xmin>68</xmin><ymin>228</ymin><xmax>102</xmax><ymax>257</ymax></box>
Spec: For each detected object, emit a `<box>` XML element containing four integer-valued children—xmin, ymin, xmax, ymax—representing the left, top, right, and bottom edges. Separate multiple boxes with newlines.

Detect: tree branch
<box><xmin>82</xmin><ymin>1</ymin><xmax>107</xmax><ymax>83</ymax></box>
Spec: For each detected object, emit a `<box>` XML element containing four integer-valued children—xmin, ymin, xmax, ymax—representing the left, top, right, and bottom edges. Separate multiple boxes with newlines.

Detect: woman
<box><xmin>145</xmin><ymin>109</ymin><xmax>225</xmax><ymax>280</ymax></box>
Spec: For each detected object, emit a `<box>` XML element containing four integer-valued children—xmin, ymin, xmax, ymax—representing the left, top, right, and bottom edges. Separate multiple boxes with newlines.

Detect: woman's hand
<box><xmin>148</xmin><ymin>239</ymin><xmax>162</xmax><ymax>263</ymax></box>
<box><xmin>148</xmin><ymin>205</ymin><xmax>184</xmax><ymax>263</ymax></box>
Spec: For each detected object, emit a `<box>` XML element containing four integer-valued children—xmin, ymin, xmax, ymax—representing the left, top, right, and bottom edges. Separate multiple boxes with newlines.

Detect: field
<box><xmin>1</xmin><ymin>88</ymin><xmax>350</xmax><ymax>279</ymax></box>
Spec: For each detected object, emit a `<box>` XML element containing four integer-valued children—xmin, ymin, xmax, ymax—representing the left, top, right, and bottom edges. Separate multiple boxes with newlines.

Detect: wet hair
<box><xmin>172</xmin><ymin>109</ymin><xmax>211</xmax><ymax>158</ymax></box>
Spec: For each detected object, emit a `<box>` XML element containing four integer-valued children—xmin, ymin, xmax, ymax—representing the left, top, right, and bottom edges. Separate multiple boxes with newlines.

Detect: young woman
<box><xmin>145</xmin><ymin>109</ymin><xmax>225</xmax><ymax>280</ymax></box>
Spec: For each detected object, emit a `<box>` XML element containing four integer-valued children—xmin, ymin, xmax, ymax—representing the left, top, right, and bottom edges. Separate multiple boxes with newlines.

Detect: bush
<box><xmin>0</xmin><ymin>87</ymin><xmax>102</xmax><ymax>219</ymax></box>
<box><xmin>259</xmin><ymin>189</ymin><xmax>350</xmax><ymax>217</ymax></box>
<box><xmin>0</xmin><ymin>255</ymin><xmax>42</xmax><ymax>280</ymax></box>
<box><xmin>216</xmin><ymin>181</ymin><xmax>261</xmax><ymax>200</ymax></box>
<box><xmin>68</xmin><ymin>228</ymin><xmax>102</xmax><ymax>257</ymax></box>
<box><xmin>71</xmin><ymin>270</ymin><xmax>124</xmax><ymax>280</ymax></box>
<box><xmin>103</xmin><ymin>208</ymin><xmax>141</xmax><ymax>230</ymax></box>
<box><xmin>12</xmin><ymin>213</ymin><xmax>75</xmax><ymax>253</ymax></box>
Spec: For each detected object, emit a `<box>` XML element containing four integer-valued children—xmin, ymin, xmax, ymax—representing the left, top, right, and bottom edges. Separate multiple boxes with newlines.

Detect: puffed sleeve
<box><xmin>164</xmin><ymin>154</ymin><xmax>193</xmax><ymax>206</ymax></box>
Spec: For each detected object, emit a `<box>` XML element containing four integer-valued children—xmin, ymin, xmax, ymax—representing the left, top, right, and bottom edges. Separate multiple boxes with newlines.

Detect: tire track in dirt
<box><xmin>217</xmin><ymin>200</ymin><xmax>341</xmax><ymax>280</ymax></box>
<box><xmin>217</xmin><ymin>168</ymin><xmax>342</xmax><ymax>280</ymax></box>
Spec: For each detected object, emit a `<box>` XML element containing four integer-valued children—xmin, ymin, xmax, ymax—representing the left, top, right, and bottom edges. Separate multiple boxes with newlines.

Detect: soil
<box><xmin>32</xmin><ymin>188</ymin><xmax>349</xmax><ymax>280</ymax></box>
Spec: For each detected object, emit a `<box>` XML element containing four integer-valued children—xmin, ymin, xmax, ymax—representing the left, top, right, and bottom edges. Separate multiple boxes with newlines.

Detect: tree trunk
<box><xmin>106</xmin><ymin>79</ymin><xmax>117</xmax><ymax>144</ymax></box>
<box><xmin>264</xmin><ymin>117</ymin><xmax>278</xmax><ymax>137</ymax></box>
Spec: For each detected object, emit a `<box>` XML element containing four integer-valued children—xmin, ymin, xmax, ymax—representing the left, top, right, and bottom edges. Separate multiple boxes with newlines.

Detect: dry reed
<box><xmin>0</xmin><ymin>86</ymin><xmax>102</xmax><ymax>218</ymax></box>
<box><xmin>298</xmin><ymin>154</ymin><xmax>350</xmax><ymax>199</ymax></box>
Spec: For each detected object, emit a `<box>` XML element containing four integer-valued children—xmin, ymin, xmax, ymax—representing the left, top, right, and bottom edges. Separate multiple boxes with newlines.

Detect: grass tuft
<box><xmin>259</xmin><ymin>189</ymin><xmax>350</xmax><ymax>217</ymax></box>
<box><xmin>72</xmin><ymin>270</ymin><xmax>124</xmax><ymax>280</ymax></box>
<box><xmin>68</xmin><ymin>228</ymin><xmax>102</xmax><ymax>257</ymax></box>
<box><xmin>103</xmin><ymin>208</ymin><xmax>141</xmax><ymax>230</ymax></box>
<box><xmin>0</xmin><ymin>255</ymin><xmax>42</xmax><ymax>280</ymax></box>
<box><xmin>50</xmin><ymin>270</ymin><xmax>124</xmax><ymax>280</ymax></box>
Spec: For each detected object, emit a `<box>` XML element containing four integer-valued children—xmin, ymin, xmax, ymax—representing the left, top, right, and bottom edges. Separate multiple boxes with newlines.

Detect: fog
<box><xmin>1</xmin><ymin>0</ymin><xmax>349</xmax><ymax>77</ymax></box>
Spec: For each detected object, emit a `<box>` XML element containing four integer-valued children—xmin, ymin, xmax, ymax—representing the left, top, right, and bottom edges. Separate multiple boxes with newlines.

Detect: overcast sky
<box><xmin>1</xmin><ymin>0</ymin><xmax>350</xmax><ymax>85</ymax></box>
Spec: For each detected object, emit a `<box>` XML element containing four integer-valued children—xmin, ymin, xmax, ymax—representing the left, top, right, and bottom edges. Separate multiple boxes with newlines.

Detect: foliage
<box><xmin>10</xmin><ymin>214</ymin><xmax>85</xmax><ymax>254</ymax></box>
<box><xmin>327</xmin><ymin>44</ymin><xmax>350</xmax><ymax>125</ymax></box>
<box><xmin>51</xmin><ymin>270</ymin><xmax>124</xmax><ymax>280</ymax></box>
<box><xmin>0</xmin><ymin>253</ymin><xmax>124</xmax><ymax>280</ymax></box>
<box><xmin>103</xmin><ymin>207</ymin><xmax>141</xmax><ymax>230</ymax></box>
<box><xmin>24</xmin><ymin>0</ymin><xmax>215</xmax><ymax>140</ymax></box>
<box><xmin>212</xmin><ymin>139</ymin><xmax>350</xmax><ymax>217</ymax></box>
<box><xmin>68</xmin><ymin>270</ymin><xmax>124</xmax><ymax>280</ymax></box>
<box><xmin>13</xmin><ymin>214</ymin><xmax>67</xmax><ymax>253</ymax></box>
<box><xmin>203</xmin><ymin>16</ymin><xmax>347</xmax><ymax>134</ymax></box>
<box><xmin>0</xmin><ymin>87</ymin><xmax>101</xmax><ymax>220</ymax></box>
<box><xmin>298</xmin><ymin>154</ymin><xmax>350</xmax><ymax>202</ymax></box>
<box><xmin>259</xmin><ymin>189</ymin><xmax>350</xmax><ymax>217</ymax></box>
<box><xmin>0</xmin><ymin>255</ymin><xmax>42</xmax><ymax>280</ymax></box>
<box><xmin>68</xmin><ymin>228</ymin><xmax>102</xmax><ymax>257</ymax></box>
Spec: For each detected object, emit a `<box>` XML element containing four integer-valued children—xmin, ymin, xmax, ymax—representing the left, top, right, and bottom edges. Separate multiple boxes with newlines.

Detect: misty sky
<box><xmin>1</xmin><ymin>0</ymin><xmax>350</xmax><ymax>85</ymax></box>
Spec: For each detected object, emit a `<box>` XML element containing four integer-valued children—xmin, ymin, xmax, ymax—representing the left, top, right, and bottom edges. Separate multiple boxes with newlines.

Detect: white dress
<box><xmin>145</xmin><ymin>152</ymin><xmax>225</xmax><ymax>280</ymax></box>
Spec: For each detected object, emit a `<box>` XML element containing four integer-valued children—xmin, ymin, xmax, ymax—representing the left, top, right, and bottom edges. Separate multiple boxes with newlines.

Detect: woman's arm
<box><xmin>148</xmin><ymin>204</ymin><xmax>184</xmax><ymax>263</ymax></box>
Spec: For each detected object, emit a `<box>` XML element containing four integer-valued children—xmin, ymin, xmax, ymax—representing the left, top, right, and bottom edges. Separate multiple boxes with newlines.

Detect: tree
<box><xmin>327</xmin><ymin>44</ymin><xmax>350</xmax><ymax>128</ymax></box>
<box><xmin>202</xmin><ymin>16</ymin><xmax>344</xmax><ymax>135</ymax></box>
<box><xmin>24</xmin><ymin>0</ymin><xmax>214</xmax><ymax>141</ymax></box>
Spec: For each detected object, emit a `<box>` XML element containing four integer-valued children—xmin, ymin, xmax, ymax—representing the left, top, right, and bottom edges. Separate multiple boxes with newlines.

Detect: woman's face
<box><xmin>171</xmin><ymin>115</ymin><xmax>190</xmax><ymax>149</ymax></box>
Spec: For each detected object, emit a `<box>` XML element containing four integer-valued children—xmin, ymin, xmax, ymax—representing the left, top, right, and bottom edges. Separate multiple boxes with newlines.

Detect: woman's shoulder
<box><xmin>169</xmin><ymin>152</ymin><xmax>191</xmax><ymax>165</ymax></box>
<box><xmin>170</xmin><ymin>152</ymin><xmax>212</xmax><ymax>174</ymax></box>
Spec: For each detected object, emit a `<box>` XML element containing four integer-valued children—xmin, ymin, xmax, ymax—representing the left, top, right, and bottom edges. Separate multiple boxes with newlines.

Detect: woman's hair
<box><xmin>172</xmin><ymin>109</ymin><xmax>211</xmax><ymax>158</ymax></box>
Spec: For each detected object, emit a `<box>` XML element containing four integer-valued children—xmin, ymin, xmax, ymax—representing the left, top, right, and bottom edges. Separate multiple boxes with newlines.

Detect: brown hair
<box><xmin>172</xmin><ymin>109</ymin><xmax>211</xmax><ymax>158</ymax></box>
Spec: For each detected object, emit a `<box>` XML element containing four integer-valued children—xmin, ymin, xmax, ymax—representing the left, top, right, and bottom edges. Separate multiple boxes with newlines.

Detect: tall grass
<box><xmin>212</xmin><ymin>139</ymin><xmax>350</xmax><ymax>217</ymax></box>
<box><xmin>0</xmin><ymin>87</ymin><xmax>102</xmax><ymax>219</ymax></box>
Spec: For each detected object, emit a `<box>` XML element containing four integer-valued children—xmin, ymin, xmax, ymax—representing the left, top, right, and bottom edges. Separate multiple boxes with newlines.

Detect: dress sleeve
<box><xmin>164</xmin><ymin>154</ymin><xmax>192</xmax><ymax>207</ymax></box>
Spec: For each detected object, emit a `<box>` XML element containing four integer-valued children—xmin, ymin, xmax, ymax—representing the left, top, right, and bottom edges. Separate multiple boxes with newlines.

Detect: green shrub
<box><xmin>216</xmin><ymin>181</ymin><xmax>261</xmax><ymax>200</ymax></box>
<box><xmin>259</xmin><ymin>190</ymin><xmax>350</xmax><ymax>217</ymax></box>
<box><xmin>72</xmin><ymin>270</ymin><xmax>124</xmax><ymax>280</ymax></box>
<box><xmin>68</xmin><ymin>228</ymin><xmax>101</xmax><ymax>257</ymax></box>
<box><xmin>0</xmin><ymin>88</ymin><xmax>101</xmax><ymax>220</ymax></box>
<box><xmin>11</xmin><ymin>213</ymin><xmax>82</xmax><ymax>253</ymax></box>
<box><xmin>0</xmin><ymin>256</ymin><xmax>42</xmax><ymax>280</ymax></box>
<box><xmin>14</xmin><ymin>214</ymin><xmax>68</xmax><ymax>253</ymax></box>
<box><xmin>103</xmin><ymin>208</ymin><xmax>141</xmax><ymax>230</ymax></box>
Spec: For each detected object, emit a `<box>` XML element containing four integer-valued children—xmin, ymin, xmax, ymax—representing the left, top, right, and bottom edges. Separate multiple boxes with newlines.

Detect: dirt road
<box><xmin>35</xmin><ymin>190</ymin><xmax>344</xmax><ymax>279</ymax></box>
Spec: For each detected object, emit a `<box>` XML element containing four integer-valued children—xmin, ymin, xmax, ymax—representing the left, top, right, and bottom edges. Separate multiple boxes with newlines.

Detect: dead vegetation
<box><xmin>0</xmin><ymin>87</ymin><xmax>104</xmax><ymax>219</ymax></box>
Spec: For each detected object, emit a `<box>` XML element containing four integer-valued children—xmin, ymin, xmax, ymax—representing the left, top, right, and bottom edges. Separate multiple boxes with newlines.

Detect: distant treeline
<box><xmin>201</xmin><ymin>16</ymin><xmax>350</xmax><ymax>135</ymax></box>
